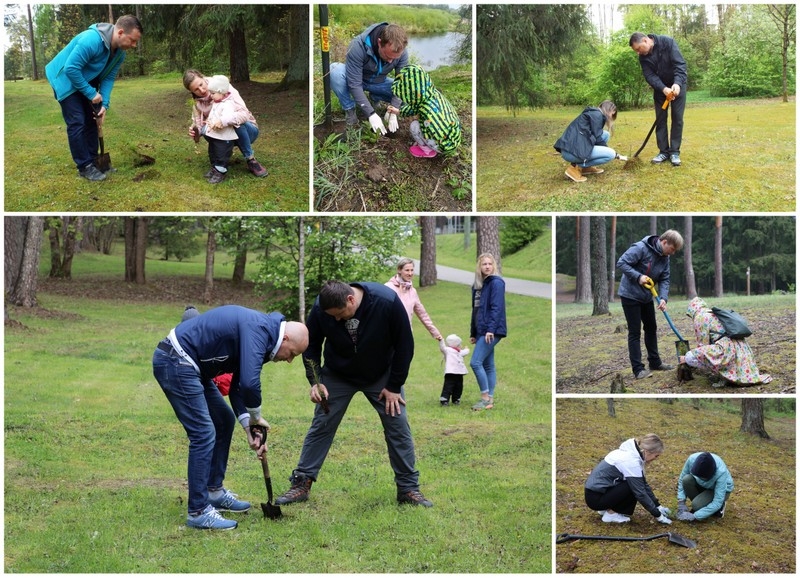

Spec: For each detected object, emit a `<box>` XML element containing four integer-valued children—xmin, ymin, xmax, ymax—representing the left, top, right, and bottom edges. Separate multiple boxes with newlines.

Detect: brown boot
<box><xmin>275</xmin><ymin>475</ymin><xmax>313</xmax><ymax>505</ymax></box>
<box><xmin>581</xmin><ymin>166</ymin><xmax>604</xmax><ymax>175</ymax></box>
<box><xmin>565</xmin><ymin>164</ymin><xmax>586</xmax><ymax>182</ymax></box>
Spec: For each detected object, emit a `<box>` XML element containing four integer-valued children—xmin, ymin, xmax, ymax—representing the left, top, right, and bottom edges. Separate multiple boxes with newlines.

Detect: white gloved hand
<box><xmin>615</xmin><ymin>153</ymin><xmax>628</xmax><ymax>161</ymax></box>
<box><xmin>384</xmin><ymin>112</ymin><xmax>399</xmax><ymax>133</ymax></box>
<box><xmin>656</xmin><ymin>514</ymin><xmax>673</xmax><ymax>525</ymax></box>
<box><xmin>657</xmin><ymin>505</ymin><xmax>672</xmax><ymax>517</ymax></box>
<box><xmin>368</xmin><ymin>113</ymin><xmax>387</xmax><ymax>135</ymax></box>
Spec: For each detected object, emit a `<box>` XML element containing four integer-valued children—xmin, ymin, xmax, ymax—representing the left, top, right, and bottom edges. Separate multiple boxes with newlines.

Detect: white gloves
<box><xmin>656</xmin><ymin>513</ymin><xmax>672</xmax><ymax>525</ymax></box>
<box><xmin>368</xmin><ymin>113</ymin><xmax>387</xmax><ymax>135</ymax></box>
<box><xmin>384</xmin><ymin>112</ymin><xmax>399</xmax><ymax>133</ymax></box>
<box><xmin>657</xmin><ymin>505</ymin><xmax>672</xmax><ymax>517</ymax></box>
<box><xmin>615</xmin><ymin>153</ymin><xmax>628</xmax><ymax>161</ymax></box>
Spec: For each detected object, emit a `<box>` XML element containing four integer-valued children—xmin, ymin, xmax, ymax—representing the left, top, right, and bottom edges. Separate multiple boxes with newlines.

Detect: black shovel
<box><xmin>93</xmin><ymin>103</ymin><xmax>111</xmax><ymax>172</ymax></box>
<box><xmin>250</xmin><ymin>424</ymin><xmax>283</xmax><ymax>519</ymax></box>
<box><xmin>556</xmin><ymin>531</ymin><xmax>696</xmax><ymax>548</ymax></box>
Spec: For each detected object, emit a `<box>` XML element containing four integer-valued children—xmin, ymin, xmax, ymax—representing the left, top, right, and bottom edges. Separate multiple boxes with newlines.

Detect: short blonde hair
<box><xmin>660</xmin><ymin>229</ymin><xmax>684</xmax><ymax>251</ymax></box>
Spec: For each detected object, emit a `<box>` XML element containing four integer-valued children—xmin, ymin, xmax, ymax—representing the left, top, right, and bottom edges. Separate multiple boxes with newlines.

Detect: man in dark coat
<box><xmin>630</xmin><ymin>32</ymin><xmax>688</xmax><ymax>166</ymax></box>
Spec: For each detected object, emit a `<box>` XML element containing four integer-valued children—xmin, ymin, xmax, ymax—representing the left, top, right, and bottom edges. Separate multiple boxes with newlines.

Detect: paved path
<box><xmin>412</xmin><ymin>261</ymin><xmax>552</xmax><ymax>300</ymax></box>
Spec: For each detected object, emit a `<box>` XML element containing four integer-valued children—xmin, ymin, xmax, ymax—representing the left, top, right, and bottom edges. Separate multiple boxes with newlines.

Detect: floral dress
<box><xmin>683</xmin><ymin>297</ymin><xmax>772</xmax><ymax>385</ymax></box>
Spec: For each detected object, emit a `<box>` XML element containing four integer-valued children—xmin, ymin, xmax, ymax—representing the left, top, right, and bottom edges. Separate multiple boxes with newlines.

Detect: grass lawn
<box><xmin>4</xmin><ymin>73</ymin><xmax>309</xmax><ymax>212</ymax></box>
<box><xmin>556</xmin><ymin>399</ymin><xmax>795</xmax><ymax>574</ymax></box>
<box><xmin>477</xmin><ymin>96</ymin><xmax>796</xmax><ymax>211</ymax></box>
<box><xmin>4</xmin><ymin>267</ymin><xmax>551</xmax><ymax>572</ymax></box>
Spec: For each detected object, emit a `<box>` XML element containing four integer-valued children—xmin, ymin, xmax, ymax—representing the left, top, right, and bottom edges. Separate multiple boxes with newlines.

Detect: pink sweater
<box><xmin>385</xmin><ymin>275</ymin><xmax>440</xmax><ymax>339</ymax></box>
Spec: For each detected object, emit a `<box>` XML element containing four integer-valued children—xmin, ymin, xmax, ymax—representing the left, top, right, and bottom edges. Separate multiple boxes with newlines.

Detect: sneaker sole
<box><xmin>187</xmin><ymin>521</ymin><xmax>238</xmax><ymax>530</ymax></box>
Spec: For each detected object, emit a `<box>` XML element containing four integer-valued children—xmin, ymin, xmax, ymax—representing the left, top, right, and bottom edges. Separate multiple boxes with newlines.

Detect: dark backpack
<box><xmin>710</xmin><ymin>307</ymin><xmax>752</xmax><ymax>342</ymax></box>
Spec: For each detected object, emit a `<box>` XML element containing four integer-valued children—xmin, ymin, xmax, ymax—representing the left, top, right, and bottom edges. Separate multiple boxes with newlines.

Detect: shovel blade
<box><xmin>261</xmin><ymin>501</ymin><xmax>283</xmax><ymax>519</ymax></box>
<box><xmin>96</xmin><ymin>153</ymin><xmax>111</xmax><ymax>173</ymax></box>
<box><xmin>667</xmin><ymin>532</ymin><xmax>697</xmax><ymax>548</ymax></box>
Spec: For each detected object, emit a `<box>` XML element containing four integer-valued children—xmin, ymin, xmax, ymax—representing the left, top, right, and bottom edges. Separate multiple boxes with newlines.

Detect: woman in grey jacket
<box><xmin>584</xmin><ymin>434</ymin><xmax>672</xmax><ymax>524</ymax></box>
<box><xmin>616</xmin><ymin>229</ymin><xmax>683</xmax><ymax>379</ymax></box>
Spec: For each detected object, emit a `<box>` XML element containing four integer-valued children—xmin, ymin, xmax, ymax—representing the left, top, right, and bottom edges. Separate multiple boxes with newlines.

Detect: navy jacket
<box><xmin>617</xmin><ymin>235</ymin><xmax>671</xmax><ymax>304</ymax></box>
<box><xmin>638</xmin><ymin>34</ymin><xmax>688</xmax><ymax>93</ymax></box>
<box><xmin>303</xmin><ymin>282</ymin><xmax>414</xmax><ymax>393</ymax></box>
<box><xmin>554</xmin><ymin>107</ymin><xmax>607</xmax><ymax>162</ymax></box>
<box><xmin>172</xmin><ymin>305</ymin><xmax>285</xmax><ymax>412</ymax></box>
<box><xmin>470</xmin><ymin>275</ymin><xmax>507</xmax><ymax>339</ymax></box>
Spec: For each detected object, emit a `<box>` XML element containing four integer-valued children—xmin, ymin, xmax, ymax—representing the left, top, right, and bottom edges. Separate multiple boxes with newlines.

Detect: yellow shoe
<box><xmin>565</xmin><ymin>164</ymin><xmax>587</xmax><ymax>182</ymax></box>
<box><xmin>581</xmin><ymin>166</ymin><xmax>604</xmax><ymax>175</ymax></box>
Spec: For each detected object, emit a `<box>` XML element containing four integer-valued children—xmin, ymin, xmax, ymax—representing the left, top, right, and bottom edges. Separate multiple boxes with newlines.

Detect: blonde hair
<box><xmin>660</xmin><ymin>229</ymin><xmax>684</xmax><ymax>251</ymax></box>
<box><xmin>598</xmin><ymin>100</ymin><xmax>617</xmax><ymax>135</ymax></box>
<box><xmin>207</xmin><ymin>75</ymin><xmax>230</xmax><ymax>95</ymax></box>
<box><xmin>638</xmin><ymin>433</ymin><xmax>664</xmax><ymax>455</ymax></box>
<box><xmin>474</xmin><ymin>253</ymin><xmax>499</xmax><ymax>290</ymax></box>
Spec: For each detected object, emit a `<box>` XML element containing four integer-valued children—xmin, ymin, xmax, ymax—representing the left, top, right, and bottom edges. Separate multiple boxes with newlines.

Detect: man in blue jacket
<box><xmin>676</xmin><ymin>451</ymin><xmax>734</xmax><ymax>521</ymax></box>
<box><xmin>152</xmin><ymin>305</ymin><xmax>309</xmax><ymax>530</ymax></box>
<box><xmin>275</xmin><ymin>280</ymin><xmax>433</xmax><ymax>508</ymax></box>
<box><xmin>329</xmin><ymin>22</ymin><xmax>408</xmax><ymax>135</ymax></box>
<box><xmin>45</xmin><ymin>15</ymin><xmax>143</xmax><ymax>182</ymax></box>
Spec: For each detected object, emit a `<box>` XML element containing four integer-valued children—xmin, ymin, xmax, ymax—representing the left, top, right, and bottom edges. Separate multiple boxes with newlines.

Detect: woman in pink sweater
<box><xmin>385</xmin><ymin>258</ymin><xmax>442</xmax><ymax>341</ymax></box>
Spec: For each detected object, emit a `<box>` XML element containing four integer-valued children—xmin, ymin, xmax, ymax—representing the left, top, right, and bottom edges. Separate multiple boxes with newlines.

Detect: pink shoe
<box><xmin>410</xmin><ymin>145</ymin><xmax>437</xmax><ymax>158</ymax></box>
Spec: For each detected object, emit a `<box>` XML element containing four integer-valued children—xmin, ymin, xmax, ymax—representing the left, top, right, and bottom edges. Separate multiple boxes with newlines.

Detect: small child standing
<box><xmin>389</xmin><ymin>64</ymin><xmax>462</xmax><ymax>159</ymax></box>
<box><xmin>202</xmin><ymin>75</ymin><xmax>242</xmax><ymax>184</ymax></box>
<box><xmin>439</xmin><ymin>334</ymin><xmax>469</xmax><ymax>406</ymax></box>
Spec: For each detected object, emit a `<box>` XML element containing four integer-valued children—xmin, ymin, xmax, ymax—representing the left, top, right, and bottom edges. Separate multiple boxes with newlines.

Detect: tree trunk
<box><xmin>608</xmin><ymin>216</ymin><xmax>616</xmax><ymax>302</ymax></box>
<box><xmin>298</xmin><ymin>216</ymin><xmax>306</xmax><ymax>321</ymax></box>
<box><xmin>203</xmin><ymin>225</ymin><xmax>216</xmax><ymax>304</ymax></box>
<box><xmin>5</xmin><ymin>217</ymin><xmax>26</xmax><ymax>295</ymax></box>
<box><xmin>419</xmin><ymin>217</ymin><xmax>437</xmax><ymax>287</ymax></box>
<box><xmin>714</xmin><ymin>216</ymin><xmax>723</xmax><ymax>297</ymax></box>
<box><xmin>48</xmin><ymin>219</ymin><xmax>63</xmax><ymax>278</ymax></box>
<box><xmin>649</xmin><ymin>216</ymin><xmax>658</xmax><ymax>236</ymax></box>
<box><xmin>26</xmin><ymin>4</ymin><xmax>38</xmax><ymax>80</ymax></box>
<box><xmin>476</xmin><ymin>216</ymin><xmax>501</xmax><ymax>273</ymax></box>
<box><xmin>9</xmin><ymin>216</ymin><xmax>44</xmax><ymax>308</ymax></box>
<box><xmin>740</xmin><ymin>399</ymin><xmax>770</xmax><ymax>438</ymax></box>
<box><xmin>135</xmin><ymin>218</ymin><xmax>147</xmax><ymax>284</ymax></box>
<box><xmin>124</xmin><ymin>217</ymin><xmax>136</xmax><ymax>282</ymax></box>
<box><xmin>591</xmin><ymin>216</ymin><xmax>609</xmax><ymax>315</ymax></box>
<box><xmin>463</xmin><ymin>215</ymin><xmax>471</xmax><ymax>249</ymax></box>
<box><xmin>575</xmin><ymin>217</ymin><xmax>591</xmax><ymax>303</ymax></box>
<box><xmin>277</xmin><ymin>4</ymin><xmax>309</xmax><ymax>90</ymax></box>
<box><xmin>232</xmin><ymin>221</ymin><xmax>247</xmax><ymax>285</ymax></box>
<box><xmin>684</xmin><ymin>216</ymin><xmax>697</xmax><ymax>299</ymax></box>
<box><xmin>229</xmin><ymin>18</ymin><xmax>250</xmax><ymax>83</ymax></box>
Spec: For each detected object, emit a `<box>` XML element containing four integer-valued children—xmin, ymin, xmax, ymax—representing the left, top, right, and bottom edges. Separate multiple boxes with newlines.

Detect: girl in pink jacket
<box><xmin>439</xmin><ymin>334</ymin><xmax>469</xmax><ymax>406</ymax></box>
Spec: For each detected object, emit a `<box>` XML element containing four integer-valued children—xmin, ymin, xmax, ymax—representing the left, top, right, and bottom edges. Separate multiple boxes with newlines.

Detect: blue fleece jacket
<box><xmin>303</xmin><ymin>282</ymin><xmax>414</xmax><ymax>393</ymax></box>
<box><xmin>172</xmin><ymin>305</ymin><xmax>285</xmax><ymax>412</ymax></box>
<box><xmin>45</xmin><ymin>23</ymin><xmax>126</xmax><ymax>109</ymax></box>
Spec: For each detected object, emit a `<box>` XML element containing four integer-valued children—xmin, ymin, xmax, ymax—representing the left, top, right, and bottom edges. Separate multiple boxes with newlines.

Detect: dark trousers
<box><xmin>585</xmin><ymin>483</ymin><xmax>638</xmax><ymax>516</ymax></box>
<box><xmin>57</xmin><ymin>91</ymin><xmax>98</xmax><ymax>171</ymax></box>
<box><xmin>621</xmin><ymin>297</ymin><xmax>662</xmax><ymax>375</ymax></box>
<box><xmin>653</xmin><ymin>90</ymin><xmax>686</xmax><ymax>154</ymax></box>
<box><xmin>682</xmin><ymin>474</ymin><xmax>730</xmax><ymax>514</ymax></box>
<box><xmin>292</xmin><ymin>368</ymin><xmax>421</xmax><ymax>492</ymax></box>
<box><xmin>205</xmin><ymin>136</ymin><xmax>235</xmax><ymax>171</ymax></box>
<box><xmin>440</xmin><ymin>373</ymin><xmax>464</xmax><ymax>402</ymax></box>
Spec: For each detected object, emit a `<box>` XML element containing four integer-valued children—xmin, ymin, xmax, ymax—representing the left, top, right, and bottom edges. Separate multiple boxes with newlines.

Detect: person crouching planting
<box><xmin>554</xmin><ymin>100</ymin><xmax>625</xmax><ymax>183</ymax></box>
<box><xmin>389</xmin><ymin>64</ymin><xmax>462</xmax><ymax>159</ymax></box>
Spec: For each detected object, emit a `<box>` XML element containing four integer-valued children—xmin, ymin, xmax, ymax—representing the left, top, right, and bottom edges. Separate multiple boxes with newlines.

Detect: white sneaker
<box><xmin>602</xmin><ymin>511</ymin><xmax>630</xmax><ymax>523</ymax></box>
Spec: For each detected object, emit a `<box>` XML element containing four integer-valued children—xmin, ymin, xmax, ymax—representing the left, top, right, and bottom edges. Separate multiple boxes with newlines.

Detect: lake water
<box><xmin>407</xmin><ymin>32</ymin><xmax>466</xmax><ymax>70</ymax></box>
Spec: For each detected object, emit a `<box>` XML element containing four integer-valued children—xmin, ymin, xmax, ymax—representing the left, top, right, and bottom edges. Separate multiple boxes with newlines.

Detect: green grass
<box><xmin>404</xmin><ymin>232</ymin><xmax>552</xmax><ymax>284</ymax></box>
<box><xmin>317</xmin><ymin>4</ymin><xmax>461</xmax><ymax>35</ymax></box>
<box><xmin>477</xmin><ymin>96</ymin><xmax>796</xmax><ymax>211</ymax></box>
<box><xmin>556</xmin><ymin>399</ymin><xmax>795</xmax><ymax>573</ymax></box>
<box><xmin>5</xmin><ymin>261</ymin><xmax>551</xmax><ymax>572</ymax></box>
<box><xmin>4</xmin><ymin>73</ymin><xmax>309</xmax><ymax>212</ymax></box>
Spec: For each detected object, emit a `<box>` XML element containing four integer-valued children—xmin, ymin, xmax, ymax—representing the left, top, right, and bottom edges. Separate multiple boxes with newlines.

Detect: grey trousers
<box><xmin>682</xmin><ymin>473</ymin><xmax>730</xmax><ymax>512</ymax></box>
<box><xmin>292</xmin><ymin>368</ymin><xmax>421</xmax><ymax>492</ymax></box>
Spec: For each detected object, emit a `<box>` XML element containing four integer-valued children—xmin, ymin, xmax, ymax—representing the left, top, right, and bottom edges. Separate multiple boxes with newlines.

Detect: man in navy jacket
<box><xmin>153</xmin><ymin>305</ymin><xmax>308</xmax><ymax>530</ymax></box>
<box><xmin>630</xmin><ymin>32</ymin><xmax>688</xmax><ymax>167</ymax></box>
<box><xmin>275</xmin><ymin>281</ymin><xmax>433</xmax><ymax>508</ymax></box>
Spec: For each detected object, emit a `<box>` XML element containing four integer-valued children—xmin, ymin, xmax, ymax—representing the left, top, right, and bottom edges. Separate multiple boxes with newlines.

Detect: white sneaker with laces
<box><xmin>602</xmin><ymin>511</ymin><xmax>631</xmax><ymax>523</ymax></box>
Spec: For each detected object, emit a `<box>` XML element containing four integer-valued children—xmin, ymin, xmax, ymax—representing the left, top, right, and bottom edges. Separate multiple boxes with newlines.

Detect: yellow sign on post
<box><xmin>320</xmin><ymin>26</ymin><xmax>330</xmax><ymax>53</ymax></box>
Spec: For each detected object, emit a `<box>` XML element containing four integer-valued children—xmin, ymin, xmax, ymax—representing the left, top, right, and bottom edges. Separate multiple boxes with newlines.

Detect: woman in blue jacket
<box><xmin>616</xmin><ymin>229</ymin><xmax>683</xmax><ymax>380</ymax></box>
<box><xmin>554</xmin><ymin>100</ymin><xmax>622</xmax><ymax>183</ymax></box>
<box><xmin>676</xmin><ymin>452</ymin><xmax>733</xmax><ymax>521</ymax></box>
<box><xmin>470</xmin><ymin>253</ymin><xmax>507</xmax><ymax>411</ymax></box>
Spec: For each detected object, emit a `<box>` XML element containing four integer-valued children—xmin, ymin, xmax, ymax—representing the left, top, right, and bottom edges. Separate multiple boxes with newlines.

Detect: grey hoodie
<box><xmin>617</xmin><ymin>235</ymin><xmax>671</xmax><ymax>304</ymax></box>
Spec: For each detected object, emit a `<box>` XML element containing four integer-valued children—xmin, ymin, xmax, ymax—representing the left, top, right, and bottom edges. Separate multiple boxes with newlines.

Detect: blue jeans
<box><xmin>152</xmin><ymin>347</ymin><xmax>235</xmax><ymax>514</ymax></box>
<box><xmin>57</xmin><ymin>91</ymin><xmax>99</xmax><ymax>170</ymax></box>
<box><xmin>292</xmin><ymin>367</ymin><xmax>420</xmax><ymax>492</ymax></box>
<box><xmin>329</xmin><ymin>62</ymin><xmax>394</xmax><ymax>112</ymax></box>
<box><xmin>234</xmin><ymin>122</ymin><xmax>259</xmax><ymax>159</ymax></box>
<box><xmin>470</xmin><ymin>336</ymin><xmax>503</xmax><ymax>397</ymax></box>
<box><xmin>561</xmin><ymin>130</ymin><xmax>616</xmax><ymax>168</ymax></box>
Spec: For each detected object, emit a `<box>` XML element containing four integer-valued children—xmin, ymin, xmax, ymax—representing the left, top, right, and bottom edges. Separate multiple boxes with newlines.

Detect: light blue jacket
<box><xmin>45</xmin><ymin>23</ymin><xmax>126</xmax><ymax>109</ymax></box>
<box><xmin>677</xmin><ymin>452</ymin><xmax>734</xmax><ymax>520</ymax></box>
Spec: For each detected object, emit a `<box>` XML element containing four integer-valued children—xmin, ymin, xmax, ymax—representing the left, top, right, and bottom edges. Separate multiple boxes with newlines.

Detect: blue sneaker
<box><xmin>209</xmin><ymin>488</ymin><xmax>251</xmax><ymax>512</ymax></box>
<box><xmin>186</xmin><ymin>505</ymin><xmax>237</xmax><ymax>530</ymax></box>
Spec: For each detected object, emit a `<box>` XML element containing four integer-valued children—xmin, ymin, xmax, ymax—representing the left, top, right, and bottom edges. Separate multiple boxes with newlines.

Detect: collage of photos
<box><xmin>2</xmin><ymin>3</ymin><xmax>796</xmax><ymax>576</ymax></box>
